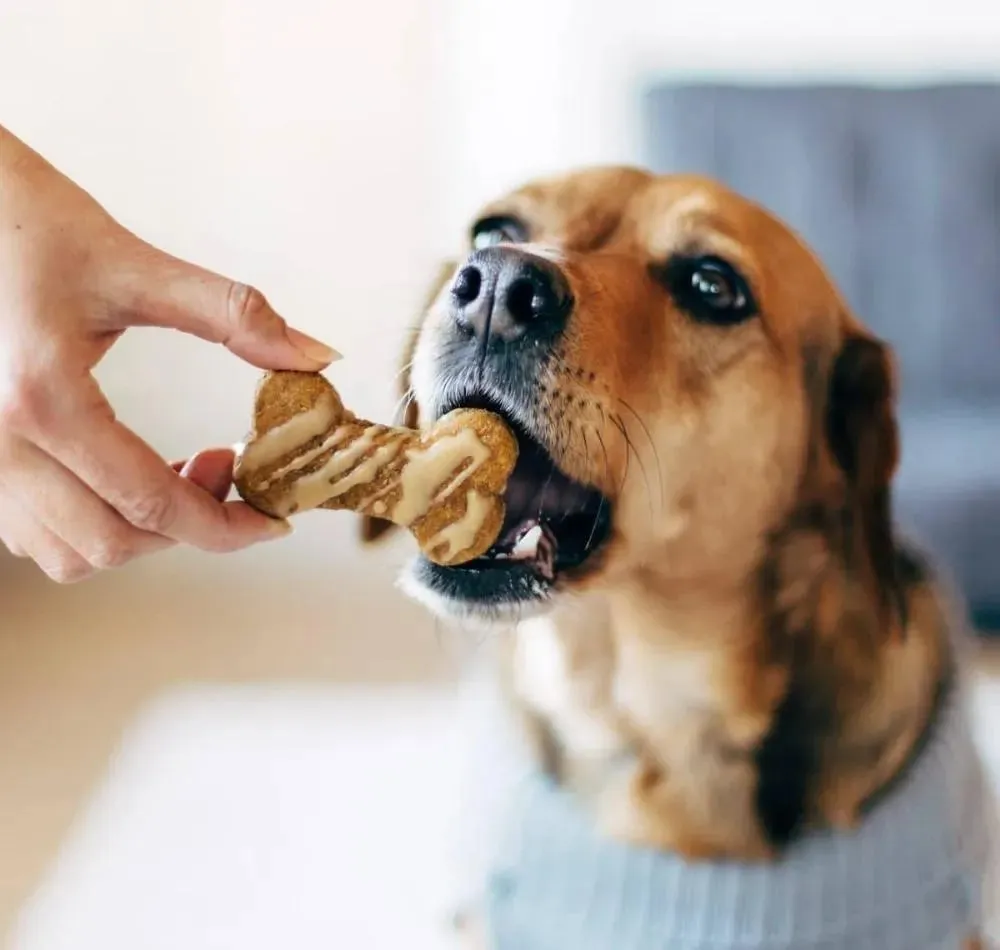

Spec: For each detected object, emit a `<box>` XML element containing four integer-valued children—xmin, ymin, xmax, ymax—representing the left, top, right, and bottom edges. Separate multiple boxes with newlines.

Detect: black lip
<box><xmin>412</xmin><ymin>555</ymin><xmax>554</xmax><ymax>613</ymax></box>
<box><xmin>411</xmin><ymin>391</ymin><xmax>612</xmax><ymax>611</ymax></box>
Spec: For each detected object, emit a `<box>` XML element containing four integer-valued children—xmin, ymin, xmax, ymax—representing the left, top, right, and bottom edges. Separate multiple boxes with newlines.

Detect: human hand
<box><xmin>0</xmin><ymin>125</ymin><xmax>338</xmax><ymax>581</ymax></box>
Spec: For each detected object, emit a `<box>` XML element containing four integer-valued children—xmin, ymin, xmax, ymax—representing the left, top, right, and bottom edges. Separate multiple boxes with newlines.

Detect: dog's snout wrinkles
<box><xmin>450</xmin><ymin>246</ymin><xmax>571</xmax><ymax>344</ymax></box>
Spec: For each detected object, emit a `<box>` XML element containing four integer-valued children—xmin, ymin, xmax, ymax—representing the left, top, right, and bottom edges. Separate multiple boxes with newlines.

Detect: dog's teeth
<box><xmin>510</xmin><ymin>523</ymin><xmax>543</xmax><ymax>560</ymax></box>
<box><xmin>536</xmin><ymin>522</ymin><xmax>557</xmax><ymax>581</ymax></box>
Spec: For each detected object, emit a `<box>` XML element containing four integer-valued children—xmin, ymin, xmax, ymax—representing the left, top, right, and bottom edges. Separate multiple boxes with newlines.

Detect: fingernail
<box><xmin>264</xmin><ymin>517</ymin><xmax>293</xmax><ymax>538</ymax></box>
<box><xmin>285</xmin><ymin>327</ymin><xmax>341</xmax><ymax>364</ymax></box>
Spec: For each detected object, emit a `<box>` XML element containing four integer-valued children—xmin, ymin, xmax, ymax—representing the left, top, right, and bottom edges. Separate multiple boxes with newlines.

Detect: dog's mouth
<box><xmin>408</xmin><ymin>394</ymin><xmax>612</xmax><ymax>612</ymax></box>
<box><xmin>456</xmin><ymin>406</ymin><xmax>611</xmax><ymax>578</ymax></box>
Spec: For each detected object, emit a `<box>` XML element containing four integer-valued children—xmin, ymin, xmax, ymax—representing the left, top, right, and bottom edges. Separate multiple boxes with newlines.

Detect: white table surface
<box><xmin>9</xmin><ymin>685</ymin><xmax>466</xmax><ymax>950</ymax></box>
<box><xmin>9</xmin><ymin>678</ymin><xmax>1000</xmax><ymax>950</ymax></box>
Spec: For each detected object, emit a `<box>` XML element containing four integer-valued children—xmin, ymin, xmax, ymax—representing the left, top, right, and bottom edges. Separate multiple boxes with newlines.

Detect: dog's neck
<box><xmin>602</xmin><ymin>572</ymin><xmax>783</xmax><ymax>752</ymax></box>
<box><xmin>599</xmin><ymin>522</ymin><xmax>893</xmax><ymax>735</ymax></box>
<box><xmin>605</xmin><ymin>570</ymin><xmax>756</xmax><ymax>647</ymax></box>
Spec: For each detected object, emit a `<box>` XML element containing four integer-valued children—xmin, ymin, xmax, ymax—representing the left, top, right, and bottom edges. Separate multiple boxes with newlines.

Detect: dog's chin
<box><xmin>400</xmin><ymin>557</ymin><xmax>555</xmax><ymax>626</ymax></box>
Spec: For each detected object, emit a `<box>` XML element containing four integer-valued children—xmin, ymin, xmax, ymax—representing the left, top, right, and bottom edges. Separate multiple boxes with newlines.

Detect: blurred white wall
<box><xmin>436</xmin><ymin>0</ymin><xmax>1000</xmax><ymax>237</ymax></box>
<box><xmin>0</xmin><ymin>8</ymin><xmax>458</xmax><ymax>923</ymax></box>
<box><xmin>0</xmin><ymin>0</ymin><xmax>452</xmax><ymax>580</ymax></box>
<box><xmin>4</xmin><ymin>0</ymin><xmax>998</xmax><ymax>585</ymax></box>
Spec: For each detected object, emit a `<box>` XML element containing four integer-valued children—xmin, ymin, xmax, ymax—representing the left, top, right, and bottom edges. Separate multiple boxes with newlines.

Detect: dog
<box><xmin>362</xmin><ymin>167</ymin><xmax>998</xmax><ymax>949</ymax></box>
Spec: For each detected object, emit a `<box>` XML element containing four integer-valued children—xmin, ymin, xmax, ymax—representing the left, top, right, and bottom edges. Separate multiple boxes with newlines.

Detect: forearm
<box><xmin>0</xmin><ymin>124</ymin><xmax>53</xmax><ymax>240</ymax></box>
<box><xmin>0</xmin><ymin>122</ymin><xmax>116</xmax><ymax>264</ymax></box>
<box><xmin>0</xmin><ymin>124</ymin><xmax>48</xmax><ymax>192</ymax></box>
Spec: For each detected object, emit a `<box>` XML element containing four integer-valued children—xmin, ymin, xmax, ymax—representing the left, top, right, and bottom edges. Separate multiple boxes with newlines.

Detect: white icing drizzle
<box><xmin>279</xmin><ymin>424</ymin><xmax>390</xmax><ymax>514</ymax></box>
<box><xmin>425</xmin><ymin>490</ymin><xmax>492</xmax><ymax>562</ymax></box>
<box><xmin>240</xmin><ymin>393</ymin><xmax>339</xmax><ymax>471</ymax></box>
<box><xmin>325</xmin><ymin>438</ymin><xmax>404</xmax><ymax>501</ymax></box>
<box><xmin>243</xmin><ymin>398</ymin><xmax>499</xmax><ymax>556</ymax></box>
<box><xmin>392</xmin><ymin>429</ymin><xmax>491</xmax><ymax>526</ymax></box>
<box><xmin>259</xmin><ymin>425</ymin><xmax>355</xmax><ymax>490</ymax></box>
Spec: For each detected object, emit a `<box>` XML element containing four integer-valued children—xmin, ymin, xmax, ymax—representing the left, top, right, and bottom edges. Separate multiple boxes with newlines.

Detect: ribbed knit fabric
<box><xmin>481</xmin><ymin>683</ymin><xmax>996</xmax><ymax>950</ymax></box>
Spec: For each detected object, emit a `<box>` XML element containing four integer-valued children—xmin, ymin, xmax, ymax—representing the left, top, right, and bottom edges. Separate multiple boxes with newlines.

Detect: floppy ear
<box><xmin>358</xmin><ymin>260</ymin><xmax>457</xmax><ymax>546</ymax></box>
<box><xmin>825</xmin><ymin>332</ymin><xmax>904</xmax><ymax>635</ymax></box>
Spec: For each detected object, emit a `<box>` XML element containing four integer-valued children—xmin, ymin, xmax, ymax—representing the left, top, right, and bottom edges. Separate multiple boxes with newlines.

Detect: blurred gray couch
<box><xmin>643</xmin><ymin>83</ymin><xmax>1000</xmax><ymax>631</ymax></box>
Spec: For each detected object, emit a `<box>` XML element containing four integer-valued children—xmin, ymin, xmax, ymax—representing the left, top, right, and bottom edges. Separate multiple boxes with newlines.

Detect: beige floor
<box><xmin>1</xmin><ymin>544</ymin><xmax>997</xmax><ymax>944</ymax></box>
<box><xmin>0</xmin><ymin>541</ymin><xmax>460</xmax><ymax>940</ymax></box>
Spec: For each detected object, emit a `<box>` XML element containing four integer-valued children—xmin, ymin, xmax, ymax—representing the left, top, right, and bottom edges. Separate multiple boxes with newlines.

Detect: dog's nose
<box><xmin>449</xmin><ymin>247</ymin><xmax>571</xmax><ymax>344</ymax></box>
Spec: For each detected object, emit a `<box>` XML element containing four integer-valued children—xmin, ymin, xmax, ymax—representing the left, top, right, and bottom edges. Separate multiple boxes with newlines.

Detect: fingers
<box><xmin>26</xmin><ymin>384</ymin><xmax>291</xmax><ymax>553</ymax></box>
<box><xmin>0</xmin><ymin>439</ymin><xmax>281</xmax><ymax>583</ymax></box>
<box><xmin>0</xmin><ymin>437</ymin><xmax>174</xmax><ymax>581</ymax></box>
<box><xmin>3</xmin><ymin>364</ymin><xmax>291</xmax><ymax>574</ymax></box>
<box><xmin>108</xmin><ymin>241</ymin><xmax>340</xmax><ymax>371</ymax></box>
<box><xmin>0</xmin><ymin>501</ymin><xmax>29</xmax><ymax>557</ymax></box>
<box><xmin>0</xmin><ymin>502</ymin><xmax>92</xmax><ymax>582</ymax></box>
<box><xmin>173</xmin><ymin>448</ymin><xmax>237</xmax><ymax>502</ymax></box>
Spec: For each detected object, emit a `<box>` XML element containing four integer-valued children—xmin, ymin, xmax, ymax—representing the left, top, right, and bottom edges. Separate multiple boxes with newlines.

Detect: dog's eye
<box><xmin>660</xmin><ymin>256</ymin><xmax>757</xmax><ymax>325</ymax></box>
<box><xmin>471</xmin><ymin>215</ymin><xmax>528</xmax><ymax>249</ymax></box>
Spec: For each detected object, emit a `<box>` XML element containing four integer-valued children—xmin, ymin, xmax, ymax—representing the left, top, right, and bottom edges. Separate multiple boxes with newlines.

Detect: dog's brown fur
<box><xmin>362</xmin><ymin>167</ymin><xmax>971</xmax><ymax>935</ymax></box>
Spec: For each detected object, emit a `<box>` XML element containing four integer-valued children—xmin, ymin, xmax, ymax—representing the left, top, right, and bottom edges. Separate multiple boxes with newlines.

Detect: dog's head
<box><xmin>366</xmin><ymin>167</ymin><xmax>900</xmax><ymax>626</ymax></box>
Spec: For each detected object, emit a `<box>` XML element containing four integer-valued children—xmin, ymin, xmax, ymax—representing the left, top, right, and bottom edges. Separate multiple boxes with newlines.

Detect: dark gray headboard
<box><xmin>642</xmin><ymin>83</ymin><xmax>1000</xmax><ymax>629</ymax></box>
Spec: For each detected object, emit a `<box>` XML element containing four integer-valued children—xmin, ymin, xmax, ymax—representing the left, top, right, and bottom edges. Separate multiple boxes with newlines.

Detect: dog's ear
<box><xmin>358</xmin><ymin>260</ymin><xmax>457</xmax><ymax>546</ymax></box>
<box><xmin>825</xmin><ymin>332</ymin><xmax>903</xmax><ymax>634</ymax></box>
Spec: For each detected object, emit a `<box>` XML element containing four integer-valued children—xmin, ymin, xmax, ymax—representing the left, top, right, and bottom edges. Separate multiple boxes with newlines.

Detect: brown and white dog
<box><xmin>361</xmin><ymin>167</ymin><xmax>995</xmax><ymax>948</ymax></box>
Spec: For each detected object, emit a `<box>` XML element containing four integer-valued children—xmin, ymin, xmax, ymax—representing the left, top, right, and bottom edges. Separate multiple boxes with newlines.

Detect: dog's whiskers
<box><xmin>621</xmin><ymin>415</ymin><xmax>654</xmax><ymax>516</ymax></box>
<box><xmin>577</xmin><ymin>424</ymin><xmax>603</xmax><ymax>523</ymax></box>
<box><xmin>579</xmin><ymin>424</ymin><xmax>591</xmax><ymax>479</ymax></box>
<box><xmin>595</xmin><ymin>408</ymin><xmax>618</xmax><ymax>493</ymax></box>
<box><xmin>586</xmin><ymin>495</ymin><xmax>606</xmax><ymax>552</ymax></box>
<box><xmin>538</xmin><ymin>459</ymin><xmax>558</xmax><ymax>521</ymax></box>
<box><xmin>610</xmin><ymin>411</ymin><xmax>653</xmax><ymax>510</ymax></box>
<box><xmin>392</xmin><ymin>358</ymin><xmax>416</xmax><ymax>386</ymax></box>
<box><xmin>616</xmin><ymin>397</ymin><xmax>664</xmax><ymax>508</ymax></box>
<box><xmin>392</xmin><ymin>389</ymin><xmax>416</xmax><ymax>426</ymax></box>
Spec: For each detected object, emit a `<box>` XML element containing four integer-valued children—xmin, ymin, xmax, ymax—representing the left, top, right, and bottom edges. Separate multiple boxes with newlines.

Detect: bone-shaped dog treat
<box><xmin>232</xmin><ymin>371</ymin><xmax>518</xmax><ymax>566</ymax></box>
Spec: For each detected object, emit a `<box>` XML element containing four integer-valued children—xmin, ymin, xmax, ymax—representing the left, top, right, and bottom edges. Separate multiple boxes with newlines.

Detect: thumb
<box><xmin>114</xmin><ymin>243</ymin><xmax>340</xmax><ymax>371</ymax></box>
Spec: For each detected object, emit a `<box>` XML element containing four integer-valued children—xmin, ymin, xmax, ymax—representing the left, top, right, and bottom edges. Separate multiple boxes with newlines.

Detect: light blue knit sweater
<box><xmin>468</xmin><ymin>681</ymin><xmax>996</xmax><ymax>950</ymax></box>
